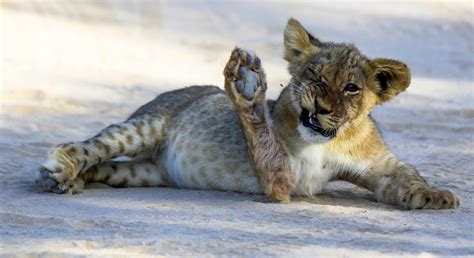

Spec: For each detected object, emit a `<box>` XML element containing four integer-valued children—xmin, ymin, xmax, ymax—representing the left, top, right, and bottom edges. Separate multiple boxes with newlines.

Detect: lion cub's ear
<box><xmin>370</xmin><ymin>58</ymin><xmax>411</xmax><ymax>104</ymax></box>
<box><xmin>284</xmin><ymin>18</ymin><xmax>321</xmax><ymax>73</ymax></box>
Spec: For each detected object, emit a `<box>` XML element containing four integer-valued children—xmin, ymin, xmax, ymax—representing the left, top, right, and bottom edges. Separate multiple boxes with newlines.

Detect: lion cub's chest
<box><xmin>290</xmin><ymin>144</ymin><xmax>332</xmax><ymax>196</ymax></box>
<box><xmin>290</xmin><ymin>143</ymin><xmax>372</xmax><ymax>196</ymax></box>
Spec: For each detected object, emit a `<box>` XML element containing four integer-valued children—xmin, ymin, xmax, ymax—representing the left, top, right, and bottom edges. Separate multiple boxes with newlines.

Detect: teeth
<box><xmin>309</xmin><ymin>113</ymin><xmax>318</xmax><ymax>125</ymax></box>
<box><xmin>307</xmin><ymin>112</ymin><xmax>323</xmax><ymax>129</ymax></box>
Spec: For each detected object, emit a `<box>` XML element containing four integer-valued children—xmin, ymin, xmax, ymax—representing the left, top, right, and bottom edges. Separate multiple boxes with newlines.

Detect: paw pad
<box><xmin>224</xmin><ymin>47</ymin><xmax>267</xmax><ymax>108</ymax></box>
<box><xmin>37</xmin><ymin>167</ymin><xmax>68</xmax><ymax>194</ymax></box>
<box><xmin>232</xmin><ymin>49</ymin><xmax>264</xmax><ymax>101</ymax></box>
<box><xmin>236</xmin><ymin>67</ymin><xmax>260</xmax><ymax>100</ymax></box>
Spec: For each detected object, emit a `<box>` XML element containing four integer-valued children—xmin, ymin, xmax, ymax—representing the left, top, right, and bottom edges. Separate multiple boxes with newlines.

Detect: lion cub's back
<box><xmin>160</xmin><ymin>92</ymin><xmax>262</xmax><ymax>193</ymax></box>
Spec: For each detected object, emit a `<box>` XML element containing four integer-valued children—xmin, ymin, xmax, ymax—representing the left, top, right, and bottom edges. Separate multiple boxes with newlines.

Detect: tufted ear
<box><xmin>284</xmin><ymin>18</ymin><xmax>321</xmax><ymax>73</ymax></box>
<box><xmin>370</xmin><ymin>58</ymin><xmax>411</xmax><ymax>104</ymax></box>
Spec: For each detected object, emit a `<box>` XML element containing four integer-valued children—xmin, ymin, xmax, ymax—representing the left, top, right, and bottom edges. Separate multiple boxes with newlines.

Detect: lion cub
<box><xmin>37</xmin><ymin>18</ymin><xmax>459</xmax><ymax>210</ymax></box>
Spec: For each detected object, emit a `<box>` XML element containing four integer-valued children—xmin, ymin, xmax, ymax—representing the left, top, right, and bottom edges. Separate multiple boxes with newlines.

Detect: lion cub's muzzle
<box><xmin>300</xmin><ymin>108</ymin><xmax>338</xmax><ymax>138</ymax></box>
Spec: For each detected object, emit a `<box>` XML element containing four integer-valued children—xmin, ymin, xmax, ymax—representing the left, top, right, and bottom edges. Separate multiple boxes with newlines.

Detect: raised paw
<box><xmin>402</xmin><ymin>187</ymin><xmax>460</xmax><ymax>210</ymax></box>
<box><xmin>224</xmin><ymin>47</ymin><xmax>267</xmax><ymax>108</ymax></box>
<box><xmin>36</xmin><ymin>143</ymin><xmax>85</xmax><ymax>194</ymax></box>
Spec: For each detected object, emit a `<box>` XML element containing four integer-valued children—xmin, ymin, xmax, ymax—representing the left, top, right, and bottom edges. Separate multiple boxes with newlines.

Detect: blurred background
<box><xmin>1</xmin><ymin>1</ymin><xmax>472</xmax><ymax>120</ymax></box>
<box><xmin>1</xmin><ymin>1</ymin><xmax>473</xmax><ymax>256</ymax></box>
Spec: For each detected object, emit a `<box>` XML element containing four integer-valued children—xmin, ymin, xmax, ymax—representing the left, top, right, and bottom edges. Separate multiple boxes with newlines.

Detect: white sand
<box><xmin>1</xmin><ymin>1</ymin><xmax>473</xmax><ymax>256</ymax></box>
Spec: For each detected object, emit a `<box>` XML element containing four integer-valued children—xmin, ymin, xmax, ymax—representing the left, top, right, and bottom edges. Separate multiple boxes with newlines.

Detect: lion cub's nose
<box><xmin>315</xmin><ymin>101</ymin><xmax>332</xmax><ymax>115</ymax></box>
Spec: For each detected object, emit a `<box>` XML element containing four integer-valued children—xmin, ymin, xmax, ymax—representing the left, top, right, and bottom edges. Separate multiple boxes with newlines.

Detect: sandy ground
<box><xmin>1</xmin><ymin>1</ymin><xmax>473</xmax><ymax>257</ymax></box>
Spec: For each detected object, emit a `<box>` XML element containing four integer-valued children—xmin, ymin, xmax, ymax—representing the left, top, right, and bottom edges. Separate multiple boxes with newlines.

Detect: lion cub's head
<box><xmin>282</xmin><ymin>18</ymin><xmax>410</xmax><ymax>143</ymax></box>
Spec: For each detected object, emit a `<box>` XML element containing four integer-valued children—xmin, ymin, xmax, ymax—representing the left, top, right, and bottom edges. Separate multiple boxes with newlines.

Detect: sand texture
<box><xmin>1</xmin><ymin>1</ymin><xmax>473</xmax><ymax>257</ymax></box>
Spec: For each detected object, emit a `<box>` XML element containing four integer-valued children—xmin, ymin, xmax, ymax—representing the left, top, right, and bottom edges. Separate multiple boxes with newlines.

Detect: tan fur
<box><xmin>284</xmin><ymin>19</ymin><xmax>320</xmax><ymax>74</ymax></box>
<box><xmin>224</xmin><ymin>48</ymin><xmax>295</xmax><ymax>202</ymax></box>
<box><xmin>37</xmin><ymin>18</ymin><xmax>459</xmax><ymax>210</ymax></box>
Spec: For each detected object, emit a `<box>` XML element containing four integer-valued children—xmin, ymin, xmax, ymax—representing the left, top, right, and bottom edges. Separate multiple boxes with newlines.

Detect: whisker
<box><xmin>326</xmin><ymin>117</ymin><xmax>338</xmax><ymax>124</ymax></box>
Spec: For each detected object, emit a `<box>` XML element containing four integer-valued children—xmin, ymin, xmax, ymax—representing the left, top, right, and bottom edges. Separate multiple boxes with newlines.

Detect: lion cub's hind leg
<box><xmin>80</xmin><ymin>159</ymin><xmax>168</xmax><ymax>188</ymax></box>
<box><xmin>39</xmin><ymin>159</ymin><xmax>168</xmax><ymax>194</ymax></box>
<box><xmin>37</xmin><ymin>114</ymin><xmax>165</xmax><ymax>194</ymax></box>
<box><xmin>224</xmin><ymin>48</ymin><xmax>295</xmax><ymax>203</ymax></box>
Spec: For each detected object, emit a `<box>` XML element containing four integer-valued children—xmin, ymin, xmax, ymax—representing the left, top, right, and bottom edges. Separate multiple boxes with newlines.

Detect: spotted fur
<box><xmin>37</xmin><ymin>18</ymin><xmax>459</xmax><ymax>210</ymax></box>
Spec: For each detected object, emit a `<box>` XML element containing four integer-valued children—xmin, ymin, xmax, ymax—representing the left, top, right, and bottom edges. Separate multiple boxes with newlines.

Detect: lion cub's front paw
<box><xmin>224</xmin><ymin>47</ymin><xmax>266</xmax><ymax>108</ymax></box>
<box><xmin>36</xmin><ymin>144</ymin><xmax>84</xmax><ymax>194</ymax></box>
<box><xmin>403</xmin><ymin>187</ymin><xmax>460</xmax><ymax>210</ymax></box>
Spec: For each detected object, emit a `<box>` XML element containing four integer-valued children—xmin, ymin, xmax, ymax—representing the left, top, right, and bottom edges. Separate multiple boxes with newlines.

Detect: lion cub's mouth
<box><xmin>300</xmin><ymin>108</ymin><xmax>337</xmax><ymax>138</ymax></box>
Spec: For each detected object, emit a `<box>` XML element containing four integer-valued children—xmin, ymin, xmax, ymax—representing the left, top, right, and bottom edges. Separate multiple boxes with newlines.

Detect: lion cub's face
<box><xmin>283</xmin><ymin>18</ymin><xmax>411</xmax><ymax>143</ymax></box>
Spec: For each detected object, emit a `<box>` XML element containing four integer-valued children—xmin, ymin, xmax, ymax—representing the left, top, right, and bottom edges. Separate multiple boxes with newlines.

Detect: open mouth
<box><xmin>300</xmin><ymin>108</ymin><xmax>337</xmax><ymax>138</ymax></box>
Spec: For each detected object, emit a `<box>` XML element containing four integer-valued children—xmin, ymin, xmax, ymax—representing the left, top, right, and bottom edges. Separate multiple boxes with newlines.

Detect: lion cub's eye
<box><xmin>343</xmin><ymin>83</ymin><xmax>360</xmax><ymax>94</ymax></box>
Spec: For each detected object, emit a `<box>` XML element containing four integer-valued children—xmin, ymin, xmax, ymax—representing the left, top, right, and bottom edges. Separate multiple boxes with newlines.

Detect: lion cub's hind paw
<box><xmin>36</xmin><ymin>167</ymin><xmax>83</xmax><ymax>194</ymax></box>
<box><xmin>37</xmin><ymin>167</ymin><xmax>70</xmax><ymax>194</ymax></box>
